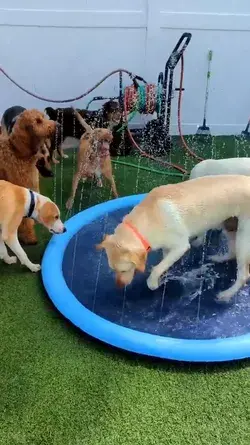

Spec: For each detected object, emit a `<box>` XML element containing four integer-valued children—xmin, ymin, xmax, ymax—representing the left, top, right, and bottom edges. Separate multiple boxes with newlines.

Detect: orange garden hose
<box><xmin>178</xmin><ymin>56</ymin><xmax>204</xmax><ymax>162</ymax></box>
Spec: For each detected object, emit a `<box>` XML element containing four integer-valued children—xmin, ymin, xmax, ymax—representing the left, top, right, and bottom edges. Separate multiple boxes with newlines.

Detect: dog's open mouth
<box><xmin>100</xmin><ymin>140</ymin><xmax>111</xmax><ymax>154</ymax></box>
<box><xmin>102</xmin><ymin>140</ymin><xmax>110</xmax><ymax>149</ymax></box>
<box><xmin>112</xmin><ymin>117</ymin><xmax>121</xmax><ymax>124</ymax></box>
<box><xmin>111</xmin><ymin>111</ymin><xmax>122</xmax><ymax>124</ymax></box>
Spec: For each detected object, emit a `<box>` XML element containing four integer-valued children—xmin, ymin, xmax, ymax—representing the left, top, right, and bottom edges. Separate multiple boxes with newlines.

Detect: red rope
<box><xmin>124</xmin><ymin>85</ymin><xmax>137</xmax><ymax>113</ymax></box>
<box><xmin>123</xmin><ymin>54</ymin><xmax>203</xmax><ymax>173</ymax></box>
<box><xmin>123</xmin><ymin>88</ymin><xmax>188</xmax><ymax>175</ymax></box>
<box><xmin>124</xmin><ymin>83</ymin><xmax>157</xmax><ymax>115</ymax></box>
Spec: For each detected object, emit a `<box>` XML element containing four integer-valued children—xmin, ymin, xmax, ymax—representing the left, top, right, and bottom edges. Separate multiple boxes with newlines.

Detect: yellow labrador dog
<box><xmin>190</xmin><ymin>157</ymin><xmax>250</xmax><ymax>180</ymax></box>
<box><xmin>189</xmin><ymin>157</ymin><xmax>250</xmax><ymax>246</ymax></box>
<box><xmin>97</xmin><ymin>175</ymin><xmax>250</xmax><ymax>303</ymax></box>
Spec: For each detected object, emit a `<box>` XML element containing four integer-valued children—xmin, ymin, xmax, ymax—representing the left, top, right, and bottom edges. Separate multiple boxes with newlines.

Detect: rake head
<box><xmin>241</xmin><ymin>121</ymin><xmax>250</xmax><ymax>138</ymax></box>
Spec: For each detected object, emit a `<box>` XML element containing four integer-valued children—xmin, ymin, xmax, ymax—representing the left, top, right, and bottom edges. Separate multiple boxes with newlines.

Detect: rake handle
<box><xmin>203</xmin><ymin>49</ymin><xmax>213</xmax><ymax>121</ymax></box>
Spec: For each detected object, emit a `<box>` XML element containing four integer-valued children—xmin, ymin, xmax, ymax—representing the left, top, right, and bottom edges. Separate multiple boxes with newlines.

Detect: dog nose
<box><xmin>63</xmin><ymin>227</ymin><xmax>67</xmax><ymax>233</ymax></box>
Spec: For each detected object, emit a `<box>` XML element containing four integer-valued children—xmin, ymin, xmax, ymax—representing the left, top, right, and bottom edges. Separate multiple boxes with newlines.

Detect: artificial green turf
<box><xmin>1</xmin><ymin>135</ymin><xmax>250</xmax><ymax>445</ymax></box>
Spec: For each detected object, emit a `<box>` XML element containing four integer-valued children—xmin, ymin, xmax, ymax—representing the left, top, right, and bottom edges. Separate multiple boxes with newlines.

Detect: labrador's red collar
<box><xmin>123</xmin><ymin>221</ymin><xmax>151</xmax><ymax>252</ymax></box>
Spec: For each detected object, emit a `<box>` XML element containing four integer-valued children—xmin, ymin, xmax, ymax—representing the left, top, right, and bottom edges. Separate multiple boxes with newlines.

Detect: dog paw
<box><xmin>147</xmin><ymin>274</ymin><xmax>159</xmax><ymax>291</ymax></box>
<box><xmin>191</xmin><ymin>236</ymin><xmax>204</xmax><ymax>248</ymax></box>
<box><xmin>216</xmin><ymin>290</ymin><xmax>233</xmax><ymax>304</ymax></box>
<box><xmin>29</xmin><ymin>263</ymin><xmax>41</xmax><ymax>273</ymax></box>
<box><xmin>208</xmin><ymin>254</ymin><xmax>229</xmax><ymax>263</ymax></box>
<box><xmin>3</xmin><ymin>255</ymin><xmax>17</xmax><ymax>265</ymax></box>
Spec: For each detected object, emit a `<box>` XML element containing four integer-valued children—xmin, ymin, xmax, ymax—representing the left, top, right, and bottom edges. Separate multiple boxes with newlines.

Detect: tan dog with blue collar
<box><xmin>0</xmin><ymin>180</ymin><xmax>66</xmax><ymax>272</ymax></box>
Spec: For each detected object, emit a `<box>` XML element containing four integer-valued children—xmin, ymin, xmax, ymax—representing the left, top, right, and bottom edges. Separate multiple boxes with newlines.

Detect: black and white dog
<box><xmin>1</xmin><ymin>105</ymin><xmax>26</xmax><ymax>134</ymax></box>
<box><xmin>44</xmin><ymin>100</ymin><xmax>122</xmax><ymax>159</ymax></box>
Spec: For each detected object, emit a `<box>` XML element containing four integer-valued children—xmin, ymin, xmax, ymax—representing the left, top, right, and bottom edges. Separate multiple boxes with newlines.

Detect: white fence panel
<box><xmin>0</xmin><ymin>0</ymin><xmax>250</xmax><ymax>135</ymax></box>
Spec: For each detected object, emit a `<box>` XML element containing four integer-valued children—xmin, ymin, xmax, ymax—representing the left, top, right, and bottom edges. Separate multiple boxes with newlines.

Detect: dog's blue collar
<box><xmin>25</xmin><ymin>190</ymin><xmax>36</xmax><ymax>219</ymax></box>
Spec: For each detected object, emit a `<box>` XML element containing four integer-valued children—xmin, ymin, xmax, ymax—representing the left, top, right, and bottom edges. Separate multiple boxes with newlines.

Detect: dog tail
<box><xmin>73</xmin><ymin>108</ymin><xmax>92</xmax><ymax>133</ymax></box>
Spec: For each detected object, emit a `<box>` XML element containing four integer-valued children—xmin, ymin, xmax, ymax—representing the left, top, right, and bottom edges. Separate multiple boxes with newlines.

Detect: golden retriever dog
<box><xmin>66</xmin><ymin>110</ymin><xmax>118</xmax><ymax>210</ymax></box>
<box><xmin>98</xmin><ymin>175</ymin><xmax>250</xmax><ymax>303</ymax></box>
<box><xmin>1</xmin><ymin>105</ymin><xmax>55</xmax><ymax>177</ymax></box>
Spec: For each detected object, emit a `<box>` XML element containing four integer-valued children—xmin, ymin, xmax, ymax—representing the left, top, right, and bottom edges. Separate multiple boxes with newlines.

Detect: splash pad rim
<box><xmin>42</xmin><ymin>194</ymin><xmax>250</xmax><ymax>363</ymax></box>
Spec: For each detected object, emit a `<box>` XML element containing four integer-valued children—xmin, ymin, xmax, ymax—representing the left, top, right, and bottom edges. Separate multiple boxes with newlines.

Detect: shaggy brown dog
<box><xmin>0</xmin><ymin>109</ymin><xmax>57</xmax><ymax>244</ymax></box>
<box><xmin>1</xmin><ymin>105</ymin><xmax>55</xmax><ymax>178</ymax></box>
<box><xmin>66</xmin><ymin>111</ymin><xmax>118</xmax><ymax>210</ymax></box>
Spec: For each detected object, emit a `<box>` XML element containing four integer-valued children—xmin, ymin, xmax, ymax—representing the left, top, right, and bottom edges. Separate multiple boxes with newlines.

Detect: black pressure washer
<box><xmin>142</xmin><ymin>32</ymin><xmax>192</xmax><ymax>155</ymax></box>
<box><xmin>85</xmin><ymin>32</ymin><xmax>192</xmax><ymax>156</ymax></box>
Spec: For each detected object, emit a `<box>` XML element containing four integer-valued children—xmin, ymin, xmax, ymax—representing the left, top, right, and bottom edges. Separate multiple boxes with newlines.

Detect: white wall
<box><xmin>1</xmin><ymin>0</ymin><xmax>250</xmax><ymax>135</ymax></box>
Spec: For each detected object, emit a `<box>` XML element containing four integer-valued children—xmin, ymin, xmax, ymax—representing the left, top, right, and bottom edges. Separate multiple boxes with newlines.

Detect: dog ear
<box><xmin>96</xmin><ymin>234</ymin><xmax>112</xmax><ymax>250</ymax></box>
<box><xmin>130</xmin><ymin>250</ymin><xmax>147</xmax><ymax>273</ymax></box>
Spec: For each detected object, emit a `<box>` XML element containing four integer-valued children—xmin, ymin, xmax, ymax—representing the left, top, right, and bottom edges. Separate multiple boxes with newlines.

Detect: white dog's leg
<box><xmin>208</xmin><ymin>230</ymin><xmax>236</xmax><ymax>263</ymax></box>
<box><xmin>0</xmin><ymin>232</ymin><xmax>17</xmax><ymax>265</ymax></box>
<box><xmin>95</xmin><ymin>170</ymin><xmax>103</xmax><ymax>188</ymax></box>
<box><xmin>162</xmin><ymin>248</ymin><xmax>168</xmax><ymax>259</ymax></box>
<box><xmin>216</xmin><ymin>261</ymin><xmax>249</xmax><ymax>303</ymax></box>
<box><xmin>216</xmin><ymin>220</ymin><xmax>250</xmax><ymax>303</ymax></box>
<box><xmin>4</xmin><ymin>233</ymin><xmax>41</xmax><ymax>272</ymax></box>
<box><xmin>191</xmin><ymin>233</ymin><xmax>205</xmax><ymax>248</ymax></box>
<box><xmin>147</xmin><ymin>240</ymin><xmax>190</xmax><ymax>290</ymax></box>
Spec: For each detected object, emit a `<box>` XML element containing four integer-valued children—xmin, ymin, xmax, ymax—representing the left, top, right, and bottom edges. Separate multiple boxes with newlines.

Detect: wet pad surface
<box><xmin>62</xmin><ymin>207</ymin><xmax>250</xmax><ymax>340</ymax></box>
